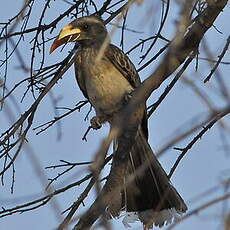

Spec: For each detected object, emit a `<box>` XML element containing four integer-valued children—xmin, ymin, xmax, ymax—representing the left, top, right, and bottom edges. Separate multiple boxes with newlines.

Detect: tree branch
<box><xmin>72</xmin><ymin>1</ymin><xmax>228</xmax><ymax>229</ymax></box>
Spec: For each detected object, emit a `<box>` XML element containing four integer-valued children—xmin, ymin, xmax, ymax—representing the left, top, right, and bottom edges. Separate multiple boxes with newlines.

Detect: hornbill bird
<box><xmin>50</xmin><ymin>15</ymin><xmax>187</xmax><ymax>228</ymax></box>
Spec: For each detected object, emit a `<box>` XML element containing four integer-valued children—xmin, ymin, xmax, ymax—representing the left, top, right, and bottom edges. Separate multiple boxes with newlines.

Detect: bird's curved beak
<box><xmin>49</xmin><ymin>24</ymin><xmax>81</xmax><ymax>54</ymax></box>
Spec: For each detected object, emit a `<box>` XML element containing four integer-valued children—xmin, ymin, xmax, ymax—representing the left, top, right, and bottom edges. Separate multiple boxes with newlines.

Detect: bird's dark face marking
<box><xmin>50</xmin><ymin>16</ymin><xmax>107</xmax><ymax>53</ymax></box>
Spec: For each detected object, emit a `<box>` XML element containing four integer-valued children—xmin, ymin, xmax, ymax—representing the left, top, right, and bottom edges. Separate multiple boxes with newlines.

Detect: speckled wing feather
<box><xmin>106</xmin><ymin>44</ymin><xmax>148</xmax><ymax>138</ymax></box>
<box><xmin>105</xmin><ymin>44</ymin><xmax>141</xmax><ymax>88</ymax></box>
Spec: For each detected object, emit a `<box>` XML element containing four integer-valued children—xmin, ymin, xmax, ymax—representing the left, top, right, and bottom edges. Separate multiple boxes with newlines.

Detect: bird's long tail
<box><xmin>107</xmin><ymin>126</ymin><xmax>187</xmax><ymax>228</ymax></box>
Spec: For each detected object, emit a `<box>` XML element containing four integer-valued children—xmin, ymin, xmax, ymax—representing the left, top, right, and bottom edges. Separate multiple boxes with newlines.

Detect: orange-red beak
<box><xmin>49</xmin><ymin>24</ymin><xmax>82</xmax><ymax>54</ymax></box>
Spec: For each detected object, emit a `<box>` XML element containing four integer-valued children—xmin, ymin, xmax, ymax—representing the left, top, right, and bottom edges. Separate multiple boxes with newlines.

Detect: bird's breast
<box><xmin>83</xmin><ymin>59</ymin><xmax>133</xmax><ymax>116</ymax></box>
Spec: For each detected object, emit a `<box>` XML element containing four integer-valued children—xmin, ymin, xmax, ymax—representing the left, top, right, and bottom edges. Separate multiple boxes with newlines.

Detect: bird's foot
<box><xmin>90</xmin><ymin>116</ymin><xmax>103</xmax><ymax>130</ymax></box>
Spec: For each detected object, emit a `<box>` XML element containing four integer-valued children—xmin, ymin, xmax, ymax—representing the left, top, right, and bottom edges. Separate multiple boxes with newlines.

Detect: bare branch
<box><xmin>204</xmin><ymin>35</ymin><xmax>230</xmax><ymax>83</ymax></box>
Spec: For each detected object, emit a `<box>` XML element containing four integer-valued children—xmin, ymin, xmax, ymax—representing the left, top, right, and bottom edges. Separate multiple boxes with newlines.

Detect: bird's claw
<box><xmin>90</xmin><ymin>116</ymin><xmax>102</xmax><ymax>130</ymax></box>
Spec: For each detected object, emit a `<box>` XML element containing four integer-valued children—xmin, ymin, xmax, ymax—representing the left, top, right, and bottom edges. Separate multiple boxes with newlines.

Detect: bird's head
<box><xmin>50</xmin><ymin>16</ymin><xmax>107</xmax><ymax>53</ymax></box>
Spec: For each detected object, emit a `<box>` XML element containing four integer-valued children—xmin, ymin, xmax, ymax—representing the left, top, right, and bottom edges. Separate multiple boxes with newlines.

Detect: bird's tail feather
<box><xmin>106</xmin><ymin>126</ymin><xmax>187</xmax><ymax>228</ymax></box>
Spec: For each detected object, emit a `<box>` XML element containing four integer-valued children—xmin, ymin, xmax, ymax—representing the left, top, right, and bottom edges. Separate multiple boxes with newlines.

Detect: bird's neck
<box><xmin>79</xmin><ymin>39</ymin><xmax>106</xmax><ymax>49</ymax></box>
<box><xmin>80</xmin><ymin>42</ymin><xmax>108</xmax><ymax>62</ymax></box>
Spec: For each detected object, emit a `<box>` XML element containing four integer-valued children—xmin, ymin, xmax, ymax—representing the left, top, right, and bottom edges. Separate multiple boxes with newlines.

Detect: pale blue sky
<box><xmin>1</xmin><ymin>1</ymin><xmax>230</xmax><ymax>230</ymax></box>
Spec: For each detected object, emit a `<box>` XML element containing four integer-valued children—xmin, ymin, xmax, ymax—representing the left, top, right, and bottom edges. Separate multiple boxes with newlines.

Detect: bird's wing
<box><xmin>105</xmin><ymin>44</ymin><xmax>141</xmax><ymax>88</ymax></box>
<box><xmin>106</xmin><ymin>44</ymin><xmax>148</xmax><ymax>138</ymax></box>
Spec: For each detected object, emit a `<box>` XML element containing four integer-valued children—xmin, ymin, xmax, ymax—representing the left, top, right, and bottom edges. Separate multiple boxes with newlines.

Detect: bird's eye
<box><xmin>82</xmin><ymin>24</ymin><xmax>89</xmax><ymax>30</ymax></box>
